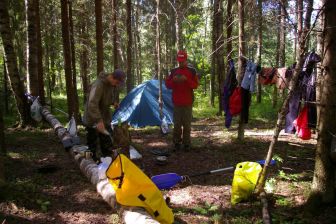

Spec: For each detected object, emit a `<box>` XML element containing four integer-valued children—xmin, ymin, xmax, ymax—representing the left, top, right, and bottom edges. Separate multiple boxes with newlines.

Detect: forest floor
<box><xmin>1</xmin><ymin>115</ymin><xmax>336</xmax><ymax>223</ymax></box>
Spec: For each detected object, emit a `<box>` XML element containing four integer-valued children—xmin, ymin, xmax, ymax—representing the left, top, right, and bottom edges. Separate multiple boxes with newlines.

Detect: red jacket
<box><xmin>165</xmin><ymin>66</ymin><xmax>199</xmax><ymax>106</ymax></box>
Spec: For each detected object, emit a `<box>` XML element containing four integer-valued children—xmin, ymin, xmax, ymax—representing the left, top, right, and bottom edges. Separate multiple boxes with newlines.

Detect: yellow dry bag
<box><xmin>106</xmin><ymin>154</ymin><xmax>174</xmax><ymax>224</ymax></box>
<box><xmin>231</xmin><ymin>161</ymin><xmax>262</xmax><ymax>205</ymax></box>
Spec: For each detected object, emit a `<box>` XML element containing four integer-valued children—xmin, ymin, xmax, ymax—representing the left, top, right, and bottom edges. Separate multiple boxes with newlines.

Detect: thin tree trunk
<box><xmin>35</xmin><ymin>0</ymin><xmax>45</xmax><ymax>104</ymax></box>
<box><xmin>296</xmin><ymin>0</ymin><xmax>303</xmax><ymax>62</ymax></box>
<box><xmin>255</xmin><ymin>0</ymin><xmax>314</xmax><ymax>194</ymax></box>
<box><xmin>0</xmin><ymin>103</ymin><xmax>5</xmax><ymax>155</ymax></box>
<box><xmin>111</xmin><ymin>0</ymin><xmax>119</xmax><ymax>70</ymax></box>
<box><xmin>202</xmin><ymin>1</ymin><xmax>210</xmax><ymax>94</ymax></box>
<box><xmin>136</xmin><ymin>0</ymin><xmax>142</xmax><ymax>83</ymax></box>
<box><xmin>133</xmin><ymin>0</ymin><xmax>139</xmax><ymax>84</ymax></box>
<box><xmin>80</xmin><ymin>21</ymin><xmax>89</xmax><ymax>103</ymax></box>
<box><xmin>175</xmin><ymin>0</ymin><xmax>183</xmax><ymax>50</ymax></box>
<box><xmin>214</xmin><ymin>0</ymin><xmax>225</xmax><ymax>115</ymax></box>
<box><xmin>95</xmin><ymin>0</ymin><xmax>104</xmax><ymax>74</ymax></box>
<box><xmin>306</xmin><ymin>0</ymin><xmax>335</xmax><ymax>211</ymax></box>
<box><xmin>293</xmin><ymin>0</ymin><xmax>298</xmax><ymax>62</ymax></box>
<box><xmin>50</xmin><ymin>38</ymin><xmax>56</xmax><ymax>90</ymax></box>
<box><xmin>126</xmin><ymin>0</ymin><xmax>133</xmax><ymax>92</ymax></box>
<box><xmin>256</xmin><ymin>0</ymin><xmax>262</xmax><ymax>104</ymax></box>
<box><xmin>60</xmin><ymin>0</ymin><xmax>75</xmax><ymax>119</ymax></box>
<box><xmin>238</xmin><ymin>0</ymin><xmax>246</xmax><ymax>141</ymax></box>
<box><xmin>279</xmin><ymin>0</ymin><xmax>286</xmax><ymax>68</ymax></box>
<box><xmin>0</xmin><ymin>0</ymin><xmax>33</xmax><ymax>127</ymax></box>
<box><xmin>226</xmin><ymin>0</ymin><xmax>233</xmax><ymax>60</ymax></box>
<box><xmin>210</xmin><ymin>0</ymin><xmax>216</xmax><ymax>107</ymax></box>
<box><xmin>45</xmin><ymin>44</ymin><xmax>53</xmax><ymax>111</ymax></box>
<box><xmin>26</xmin><ymin>0</ymin><xmax>39</xmax><ymax>96</ymax></box>
<box><xmin>3</xmin><ymin>60</ymin><xmax>9</xmax><ymax>114</ymax></box>
<box><xmin>57</xmin><ymin>59</ymin><xmax>63</xmax><ymax>89</ymax></box>
<box><xmin>69</xmin><ymin>0</ymin><xmax>80</xmax><ymax>121</ymax></box>
<box><xmin>0</xmin><ymin>104</ymin><xmax>5</xmax><ymax>186</ymax></box>
<box><xmin>170</xmin><ymin>3</ymin><xmax>177</xmax><ymax>67</ymax></box>
<box><xmin>315</xmin><ymin>0</ymin><xmax>325</xmax><ymax>126</ymax></box>
<box><xmin>156</xmin><ymin>0</ymin><xmax>163</xmax><ymax>118</ymax></box>
<box><xmin>273</xmin><ymin>2</ymin><xmax>282</xmax><ymax>108</ymax></box>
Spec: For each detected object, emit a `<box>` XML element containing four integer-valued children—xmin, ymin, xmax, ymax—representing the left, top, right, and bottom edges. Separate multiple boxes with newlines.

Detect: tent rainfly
<box><xmin>112</xmin><ymin>79</ymin><xmax>174</xmax><ymax>128</ymax></box>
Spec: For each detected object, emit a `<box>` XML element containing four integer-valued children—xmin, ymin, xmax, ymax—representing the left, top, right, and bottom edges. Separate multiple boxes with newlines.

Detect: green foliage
<box><xmin>278</xmin><ymin>170</ymin><xmax>300</xmax><ymax>181</ymax></box>
<box><xmin>192</xmin><ymin>202</ymin><xmax>222</xmax><ymax>222</ymax></box>
<box><xmin>272</xmin><ymin>154</ymin><xmax>284</xmax><ymax>164</ymax></box>
<box><xmin>36</xmin><ymin>199</ymin><xmax>51</xmax><ymax>212</ymax></box>
<box><xmin>275</xmin><ymin>195</ymin><xmax>291</xmax><ymax>207</ymax></box>
<box><xmin>265</xmin><ymin>177</ymin><xmax>277</xmax><ymax>193</ymax></box>
<box><xmin>193</xmin><ymin>91</ymin><xmax>218</xmax><ymax>118</ymax></box>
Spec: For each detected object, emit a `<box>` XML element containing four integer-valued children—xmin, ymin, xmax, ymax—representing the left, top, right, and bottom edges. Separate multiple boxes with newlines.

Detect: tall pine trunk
<box><xmin>237</xmin><ymin>0</ymin><xmax>246</xmax><ymax>141</ymax></box>
<box><xmin>111</xmin><ymin>0</ymin><xmax>119</xmax><ymax>69</ymax></box>
<box><xmin>273</xmin><ymin>2</ymin><xmax>282</xmax><ymax>108</ymax></box>
<box><xmin>315</xmin><ymin>0</ymin><xmax>325</xmax><ymax>126</ymax></box>
<box><xmin>95</xmin><ymin>0</ymin><xmax>104</xmax><ymax>74</ymax></box>
<box><xmin>0</xmin><ymin>104</ymin><xmax>5</xmax><ymax>186</ymax></box>
<box><xmin>60</xmin><ymin>0</ymin><xmax>75</xmax><ymax>119</ymax></box>
<box><xmin>126</xmin><ymin>0</ymin><xmax>133</xmax><ymax>92</ymax></box>
<box><xmin>135</xmin><ymin>0</ymin><xmax>142</xmax><ymax>83</ymax></box>
<box><xmin>0</xmin><ymin>99</ymin><xmax>5</xmax><ymax>155</ymax></box>
<box><xmin>0</xmin><ymin>0</ymin><xmax>33</xmax><ymax>127</ymax></box>
<box><xmin>174</xmin><ymin>0</ymin><xmax>183</xmax><ymax>50</ymax></box>
<box><xmin>213</xmin><ymin>0</ymin><xmax>225</xmax><ymax>115</ymax></box>
<box><xmin>296</xmin><ymin>0</ymin><xmax>303</xmax><ymax>62</ymax></box>
<box><xmin>226</xmin><ymin>0</ymin><xmax>233</xmax><ymax>60</ymax></box>
<box><xmin>156</xmin><ymin>0</ymin><xmax>163</xmax><ymax>118</ymax></box>
<box><xmin>306</xmin><ymin>0</ymin><xmax>336</xmax><ymax>212</ymax></box>
<box><xmin>80</xmin><ymin>21</ymin><xmax>89</xmax><ymax>103</ymax></box>
<box><xmin>279</xmin><ymin>0</ymin><xmax>286</xmax><ymax>68</ymax></box>
<box><xmin>35</xmin><ymin>0</ymin><xmax>45</xmax><ymax>104</ymax></box>
<box><xmin>68</xmin><ymin>0</ymin><xmax>80</xmax><ymax>121</ymax></box>
<box><xmin>3</xmin><ymin>60</ymin><xmax>9</xmax><ymax>114</ymax></box>
<box><xmin>210</xmin><ymin>0</ymin><xmax>216</xmax><ymax>107</ymax></box>
<box><xmin>26</xmin><ymin>0</ymin><xmax>39</xmax><ymax>96</ymax></box>
<box><xmin>256</xmin><ymin>0</ymin><xmax>262</xmax><ymax>104</ymax></box>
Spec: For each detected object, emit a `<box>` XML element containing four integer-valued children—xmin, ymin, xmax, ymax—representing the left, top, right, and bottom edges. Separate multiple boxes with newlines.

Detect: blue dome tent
<box><xmin>111</xmin><ymin>80</ymin><xmax>174</xmax><ymax>128</ymax></box>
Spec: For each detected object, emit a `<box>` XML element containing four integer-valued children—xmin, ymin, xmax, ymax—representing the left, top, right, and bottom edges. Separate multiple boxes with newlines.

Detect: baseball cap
<box><xmin>113</xmin><ymin>69</ymin><xmax>125</xmax><ymax>82</ymax></box>
<box><xmin>176</xmin><ymin>50</ymin><xmax>188</xmax><ymax>62</ymax></box>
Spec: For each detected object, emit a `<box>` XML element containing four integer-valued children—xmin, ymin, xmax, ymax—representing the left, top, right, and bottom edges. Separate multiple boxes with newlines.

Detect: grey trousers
<box><xmin>173</xmin><ymin>106</ymin><xmax>192</xmax><ymax>145</ymax></box>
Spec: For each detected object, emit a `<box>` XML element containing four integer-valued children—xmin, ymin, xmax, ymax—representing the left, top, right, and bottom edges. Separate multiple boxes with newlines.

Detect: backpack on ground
<box><xmin>106</xmin><ymin>154</ymin><xmax>174</xmax><ymax>224</ymax></box>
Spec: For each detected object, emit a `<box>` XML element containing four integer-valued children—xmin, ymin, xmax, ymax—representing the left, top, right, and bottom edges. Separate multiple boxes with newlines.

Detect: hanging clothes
<box><xmin>241</xmin><ymin>88</ymin><xmax>251</xmax><ymax>124</ymax></box>
<box><xmin>293</xmin><ymin>105</ymin><xmax>312</xmax><ymax>140</ymax></box>
<box><xmin>303</xmin><ymin>69</ymin><xmax>317</xmax><ymax>128</ymax></box>
<box><xmin>222</xmin><ymin>59</ymin><xmax>238</xmax><ymax>128</ymax></box>
<box><xmin>276</xmin><ymin>68</ymin><xmax>289</xmax><ymax>89</ymax></box>
<box><xmin>258</xmin><ymin>67</ymin><xmax>278</xmax><ymax>85</ymax></box>
<box><xmin>240</xmin><ymin>60</ymin><xmax>256</xmax><ymax>124</ymax></box>
<box><xmin>241</xmin><ymin>60</ymin><xmax>257</xmax><ymax>92</ymax></box>
<box><xmin>285</xmin><ymin>89</ymin><xmax>301</xmax><ymax>133</ymax></box>
<box><xmin>285</xmin><ymin>51</ymin><xmax>321</xmax><ymax>134</ymax></box>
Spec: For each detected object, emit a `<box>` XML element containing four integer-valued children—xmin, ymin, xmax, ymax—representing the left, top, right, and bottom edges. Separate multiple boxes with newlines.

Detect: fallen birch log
<box><xmin>41</xmin><ymin>107</ymin><xmax>159</xmax><ymax>224</ymax></box>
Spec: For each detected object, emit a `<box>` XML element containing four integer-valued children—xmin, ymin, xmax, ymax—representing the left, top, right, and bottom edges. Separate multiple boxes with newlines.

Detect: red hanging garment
<box><xmin>229</xmin><ymin>87</ymin><xmax>242</xmax><ymax>116</ymax></box>
<box><xmin>293</xmin><ymin>105</ymin><xmax>311</xmax><ymax>140</ymax></box>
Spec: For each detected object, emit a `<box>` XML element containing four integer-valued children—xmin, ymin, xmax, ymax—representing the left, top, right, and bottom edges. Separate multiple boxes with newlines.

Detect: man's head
<box><xmin>105</xmin><ymin>69</ymin><xmax>125</xmax><ymax>86</ymax></box>
<box><xmin>176</xmin><ymin>50</ymin><xmax>188</xmax><ymax>68</ymax></box>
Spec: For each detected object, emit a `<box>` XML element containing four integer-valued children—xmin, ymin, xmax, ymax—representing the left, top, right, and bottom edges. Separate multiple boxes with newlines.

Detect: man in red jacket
<box><xmin>165</xmin><ymin>50</ymin><xmax>199</xmax><ymax>151</ymax></box>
